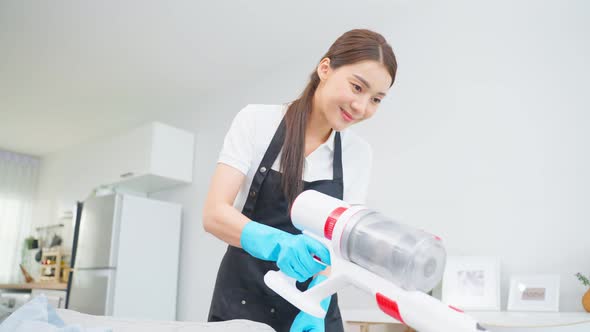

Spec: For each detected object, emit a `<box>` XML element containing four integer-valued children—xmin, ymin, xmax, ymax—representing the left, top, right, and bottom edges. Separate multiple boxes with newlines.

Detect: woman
<box><xmin>203</xmin><ymin>29</ymin><xmax>397</xmax><ymax>332</ymax></box>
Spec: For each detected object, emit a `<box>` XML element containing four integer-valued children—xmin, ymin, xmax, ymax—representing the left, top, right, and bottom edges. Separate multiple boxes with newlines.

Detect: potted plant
<box><xmin>24</xmin><ymin>236</ymin><xmax>36</xmax><ymax>249</ymax></box>
<box><xmin>575</xmin><ymin>272</ymin><xmax>590</xmax><ymax>312</ymax></box>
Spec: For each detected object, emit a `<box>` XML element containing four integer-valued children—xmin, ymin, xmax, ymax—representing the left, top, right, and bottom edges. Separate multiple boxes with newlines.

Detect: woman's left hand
<box><xmin>290</xmin><ymin>275</ymin><xmax>330</xmax><ymax>332</ymax></box>
<box><xmin>290</xmin><ymin>310</ymin><xmax>325</xmax><ymax>332</ymax></box>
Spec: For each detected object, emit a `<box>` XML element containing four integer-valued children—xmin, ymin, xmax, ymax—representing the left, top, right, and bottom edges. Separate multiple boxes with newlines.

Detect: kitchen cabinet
<box><xmin>0</xmin><ymin>283</ymin><xmax>68</xmax><ymax>322</ymax></box>
<box><xmin>31</xmin><ymin>289</ymin><xmax>67</xmax><ymax>309</ymax></box>
<box><xmin>100</xmin><ymin>122</ymin><xmax>195</xmax><ymax>193</ymax></box>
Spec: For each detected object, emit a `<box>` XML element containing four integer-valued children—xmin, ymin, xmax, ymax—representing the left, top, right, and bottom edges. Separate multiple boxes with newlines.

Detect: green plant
<box><xmin>24</xmin><ymin>236</ymin><xmax>36</xmax><ymax>250</ymax></box>
<box><xmin>576</xmin><ymin>273</ymin><xmax>590</xmax><ymax>287</ymax></box>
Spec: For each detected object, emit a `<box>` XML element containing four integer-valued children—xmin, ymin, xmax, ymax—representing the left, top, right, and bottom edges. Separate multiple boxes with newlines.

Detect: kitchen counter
<box><xmin>0</xmin><ymin>282</ymin><xmax>67</xmax><ymax>290</ymax></box>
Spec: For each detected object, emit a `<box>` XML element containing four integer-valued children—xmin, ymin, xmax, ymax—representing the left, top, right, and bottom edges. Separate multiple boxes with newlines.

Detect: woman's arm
<box><xmin>202</xmin><ymin>163</ymin><xmax>251</xmax><ymax>247</ymax></box>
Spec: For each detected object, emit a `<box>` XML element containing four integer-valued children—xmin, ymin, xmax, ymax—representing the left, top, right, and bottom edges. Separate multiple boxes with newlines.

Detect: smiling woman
<box><xmin>0</xmin><ymin>150</ymin><xmax>40</xmax><ymax>283</ymax></box>
<box><xmin>203</xmin><ymin>29</ymin><xmax>397</xmax><ymax>332</ymax></box>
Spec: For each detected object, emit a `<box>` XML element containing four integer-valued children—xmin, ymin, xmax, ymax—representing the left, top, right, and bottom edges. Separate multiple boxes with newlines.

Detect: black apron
<box><xmin>208</xmin><ymin>117</ymin><xmax>345</xmax><ymax>332</ymax></box>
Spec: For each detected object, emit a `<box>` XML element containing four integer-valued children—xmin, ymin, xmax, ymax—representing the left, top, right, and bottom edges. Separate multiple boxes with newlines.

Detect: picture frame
<box><xmin>507</xmin><ymin>274</ymin><xmax>560</xmax><ymax>312</ymax></box>
<box><xmin>441</xmin><ymin>256</ymin><xmax>501</xmax><ymax>311</ymax></box>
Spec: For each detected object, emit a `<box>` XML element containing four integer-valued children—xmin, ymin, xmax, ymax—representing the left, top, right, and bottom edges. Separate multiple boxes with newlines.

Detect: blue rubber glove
<box><xmin>290</xmin><ymin>275</ymin><xmax>331</xmax><ymax>332</ymax></box>
<box><xmin>240</xmin><ymin>221</ymin><xmax>330</xmax><ymax>282</ymax></box>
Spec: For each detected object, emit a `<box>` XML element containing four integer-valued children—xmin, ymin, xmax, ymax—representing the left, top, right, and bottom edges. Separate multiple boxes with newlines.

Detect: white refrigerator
<box><xmin>67</xmin><ymin>193</ymin><xmax>181</xmax><ymax>320</ymax></box>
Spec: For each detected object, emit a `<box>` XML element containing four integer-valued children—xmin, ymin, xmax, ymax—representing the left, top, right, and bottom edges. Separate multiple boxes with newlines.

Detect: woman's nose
<box><xmin>351</xmin><ymin>97</ymin><xmax>369</xmax><ymax>118</ymax></box>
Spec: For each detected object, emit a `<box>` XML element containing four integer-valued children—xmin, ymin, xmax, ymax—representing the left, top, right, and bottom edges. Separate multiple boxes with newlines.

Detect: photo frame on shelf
<box><xmin>441</xmin><ymin>256</ymin><xmax>501</xmax><ymax>311</ymax></box>
<box><xmin>507</xmin><ymin>274</ymin><xmax>560</xmax><ymax>312</ymax></box>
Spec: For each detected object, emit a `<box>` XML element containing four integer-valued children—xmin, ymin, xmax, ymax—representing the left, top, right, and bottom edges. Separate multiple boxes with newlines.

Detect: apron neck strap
<box><xmin>333</xmin><ymin>131</ymin><xmax>343</xmax><ymax>181</ymax></box>
<box><xmin>258</xmin><ymin>118</ymin><xmax>343</xmax><ymax>181</ymax></box>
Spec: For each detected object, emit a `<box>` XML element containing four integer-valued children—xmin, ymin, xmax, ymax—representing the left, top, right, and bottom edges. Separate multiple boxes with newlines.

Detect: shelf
<box><xmin>35</xmin><ymin>224</ymin><xmax>64</xmax><ymax>232</ymax></box>
<box><xmin>471</xmin><ymin>311</ymin><xmax>590</xmax><ymax>328</ymax></box>
<box><xmin>341</xmin><ymin>309</ymin><xmax>590</xmax><ymax>328</ymax></box>
<box><xmin>41</xmin><ymin>251</ymin><xmax>66</xmax><ymax>256</ymax></box>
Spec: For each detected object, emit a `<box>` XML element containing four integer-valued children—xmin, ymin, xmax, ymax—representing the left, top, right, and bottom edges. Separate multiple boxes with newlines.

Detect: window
<box><xmin>0</xmin><ymin>150</ymin><xmax>40</xmax><ymax>283</ymax></box>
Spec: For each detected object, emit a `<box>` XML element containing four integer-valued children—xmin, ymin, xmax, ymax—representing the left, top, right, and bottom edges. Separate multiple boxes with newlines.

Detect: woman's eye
<box><xmin>373</xmin><ymin>98</ymin><xmax>382</xmax><ymax>104</ymax></box>
<box><xmin>352</xmin><ymin>83</ymin><xmax>362</xmax><ymax>92</ymax></box>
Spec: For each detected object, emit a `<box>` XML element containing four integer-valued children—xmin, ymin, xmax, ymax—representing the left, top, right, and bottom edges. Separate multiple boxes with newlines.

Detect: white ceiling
<box><xmin>0</xmin><ymin>0</ymin><xmax>404</xmax><ymax>156</ymax></box>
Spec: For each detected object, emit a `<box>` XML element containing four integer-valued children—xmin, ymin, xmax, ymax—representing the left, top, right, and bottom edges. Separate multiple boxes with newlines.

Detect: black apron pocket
<box><xmin>210</xmin><ymin>287</ymin><xmax>299</xmax><ymax>330</ymax></box>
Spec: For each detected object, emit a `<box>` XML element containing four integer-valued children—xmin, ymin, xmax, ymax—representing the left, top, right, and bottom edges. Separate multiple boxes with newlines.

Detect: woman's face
<box><xmin>315</xmin><ymin>58</ymin><xmax>392</xmax><ymax>131</ymax></box>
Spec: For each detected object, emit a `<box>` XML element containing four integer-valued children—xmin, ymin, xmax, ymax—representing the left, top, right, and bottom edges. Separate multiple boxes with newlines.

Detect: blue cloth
<box><xmin>240</xmin><ymin>221</ymin><xmax>331</xmax><ymax>282</ymax></box>
<box><xmin>290</xmin><ymin>275</ymin><xmax>331</xmax><ymax>332</ymax></box>
<box><xmin>0</xmin><ymin>295</ymin><xmax>111</xmax><ymax>332</ymax></box>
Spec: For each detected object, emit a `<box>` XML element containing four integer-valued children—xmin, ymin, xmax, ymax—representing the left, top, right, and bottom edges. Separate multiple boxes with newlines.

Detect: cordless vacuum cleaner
<box><xmin>264</xmin><ymin>190</ymin><xmax>488</xmax><ymax>332</ymax></box>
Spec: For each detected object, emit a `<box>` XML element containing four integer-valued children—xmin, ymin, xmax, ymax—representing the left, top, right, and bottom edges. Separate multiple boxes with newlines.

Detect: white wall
<box><xmin>360</xmin><ymin>1</ymin><xmax>590</xmax><ymax>312</ymax></box>
<box><xmin>35</xmin><ymin>0</ymin><xmax>590</xmax><ymax>323</ymax></box>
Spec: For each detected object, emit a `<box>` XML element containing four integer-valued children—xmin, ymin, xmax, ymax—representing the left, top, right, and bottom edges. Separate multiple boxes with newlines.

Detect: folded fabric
<box><xmin>0</xmin><ymin>295</ymin><xmax>111</xmax><ymax>332</ymax></box>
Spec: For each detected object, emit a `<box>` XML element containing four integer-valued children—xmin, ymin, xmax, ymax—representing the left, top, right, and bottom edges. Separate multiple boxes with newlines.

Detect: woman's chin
<box><xmin>332</xmin><ymin>123</ymin><xmax>351</xmax><ymax>131</ymax></box>
<box><xmin>328</xmin><ymin>115</ymin><xmax>354</xmax><ymax>131</ymax></box>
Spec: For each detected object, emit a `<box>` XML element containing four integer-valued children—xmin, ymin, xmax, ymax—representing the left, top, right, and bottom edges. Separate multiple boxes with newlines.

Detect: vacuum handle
<box><xmin>263</xmin><ymin>270</ymin><xmax>328</xmax><ymax>318</ymax></box>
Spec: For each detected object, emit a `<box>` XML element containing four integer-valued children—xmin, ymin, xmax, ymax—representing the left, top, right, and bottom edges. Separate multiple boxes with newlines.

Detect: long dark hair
<box><xmin>281</xmin><ymin>29</ymin><xmax>397</xmax><ymax>206</ymax></box>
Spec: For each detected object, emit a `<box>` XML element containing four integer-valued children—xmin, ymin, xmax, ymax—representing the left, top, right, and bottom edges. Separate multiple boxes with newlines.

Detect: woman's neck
<box><xmin>305</xmin><ymin>103</ymin><xmax>333</xmax><ymax>156</ymax></box>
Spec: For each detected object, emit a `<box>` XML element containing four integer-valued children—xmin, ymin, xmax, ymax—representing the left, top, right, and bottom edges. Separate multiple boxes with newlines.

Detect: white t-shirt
<box><xmin>218</xmin><ymin>104</ymin><xmax>373</xmax><ymax>211</ymax></box>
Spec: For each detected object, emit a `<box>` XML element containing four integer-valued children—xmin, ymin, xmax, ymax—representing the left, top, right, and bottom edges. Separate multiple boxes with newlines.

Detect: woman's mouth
<box><xmin>340</xmin><ymin>107</ymin><xmax>354</xmax><ymax>123</ymax></box>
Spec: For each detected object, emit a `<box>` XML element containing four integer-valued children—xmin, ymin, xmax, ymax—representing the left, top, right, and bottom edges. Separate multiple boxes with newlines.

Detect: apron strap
<box><xmin>241</xmin><ymin>118</ymin><xmax>344</xmax><ymax>217</ymax></box>
<box><xmin>241</xmin><ymin>117</ymin><xmax>286</xmax><ymax>218</ymax></box>
<box><xmin>333</xmin><ymin>132</ymin><xmax>343</xmax><ymax>181</ymax></box>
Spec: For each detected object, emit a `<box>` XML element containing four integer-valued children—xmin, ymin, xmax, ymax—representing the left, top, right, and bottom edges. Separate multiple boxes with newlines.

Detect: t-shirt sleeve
<box><xmin>217</xmin><ymin>105</ymin><xmax>256</xmax><ymax>175</ymax></box>
<box><xmin>344</xmin><ymin>142</ymin><xmax>373</xmax><ymax>205</ymax></box>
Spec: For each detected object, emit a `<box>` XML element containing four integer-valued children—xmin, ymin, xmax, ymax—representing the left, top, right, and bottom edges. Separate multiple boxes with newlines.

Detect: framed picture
<box><xmin>507</xmin><ymin>274</ymin><xmax>560</xmax><ymax>312</ymax></box>
<box><xmin>441</xmin><ymin>256</ymin><xmax>501</xmax><ymax>311</ymax></box>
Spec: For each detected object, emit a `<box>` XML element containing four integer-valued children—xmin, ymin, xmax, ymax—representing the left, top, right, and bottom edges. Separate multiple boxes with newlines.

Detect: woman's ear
<box><xmin>316</xmin><ymin>57</ymin><xmax>331</xmax><ymax>81</ymax></box>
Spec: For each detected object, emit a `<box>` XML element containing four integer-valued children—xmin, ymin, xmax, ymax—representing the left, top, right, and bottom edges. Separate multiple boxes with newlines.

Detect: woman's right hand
<box><xmin>240</xmin><ymin>221</ymin><xmax>331</xmax><ymax>282</ymax></box>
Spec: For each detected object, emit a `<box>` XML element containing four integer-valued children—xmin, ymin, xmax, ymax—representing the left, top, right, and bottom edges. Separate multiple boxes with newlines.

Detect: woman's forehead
<box><xmin>336</xmin><ymin>61</ymin><xmax>392</xmax><ymax>91</ymax></box>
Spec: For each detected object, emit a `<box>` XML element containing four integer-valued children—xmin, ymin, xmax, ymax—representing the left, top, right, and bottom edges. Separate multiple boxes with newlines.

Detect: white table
<box><xmin>341</xmin><ymin>309</ymin><xmax>407</xmax><ymax>332</ymax></box>
<box><xmin>341</xmin><ymin>308</ymin><xmax>590</xmax><ymax>331</ymax></box>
